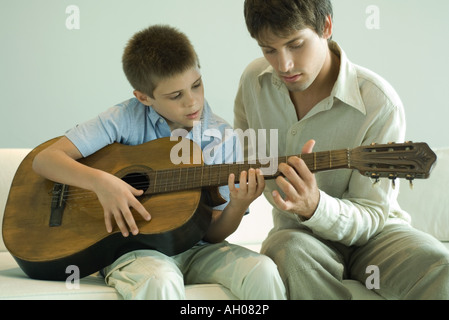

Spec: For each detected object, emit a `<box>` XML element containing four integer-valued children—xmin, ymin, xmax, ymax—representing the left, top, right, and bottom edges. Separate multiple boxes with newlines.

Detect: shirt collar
<box><xmin>148</xmin><ymin>105</ymin><xmax>165</xmax><ymax>128</ymax></box>
<box><xmin>257</xmin><ymin>41</ymin><xmax>366</xmax><ymax>115</ymax></box>
<box><xmin>329</xmin><ymin>41</ymin><xmax>366</xmax><ymax>115</ymax></box>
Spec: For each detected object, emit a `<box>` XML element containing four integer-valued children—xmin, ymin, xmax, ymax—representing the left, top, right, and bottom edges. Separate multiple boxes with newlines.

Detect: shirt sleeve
<box><xmin>65</xmin><ymin>105</ymin><xmax>131</xmax><ymax>157</ymax></box>
<box><xmin>302</xmin><ymin>105</ymin><xmax>407</xmax><ymax>246</ymax></box>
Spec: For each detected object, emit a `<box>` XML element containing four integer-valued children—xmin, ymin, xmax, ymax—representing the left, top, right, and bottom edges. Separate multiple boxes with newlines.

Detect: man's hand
<box><xmin>272</xmin><ymin>140</ymin><xmax>320</xmax><ymax>219</ymax></box>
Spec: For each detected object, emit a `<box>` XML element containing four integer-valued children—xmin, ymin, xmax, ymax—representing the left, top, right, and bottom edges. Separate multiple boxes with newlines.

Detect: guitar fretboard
<box><xmin>147</xmin><ymin>149</ymin><xmax>351</xmax><ymax>194</ymax></box>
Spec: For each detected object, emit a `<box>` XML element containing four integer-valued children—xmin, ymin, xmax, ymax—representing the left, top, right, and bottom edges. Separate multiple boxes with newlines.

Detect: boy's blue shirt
<box><xmin>65</xmin><ymin>98</ymin><xmax>243</xmax><ymax>211</ymax></box>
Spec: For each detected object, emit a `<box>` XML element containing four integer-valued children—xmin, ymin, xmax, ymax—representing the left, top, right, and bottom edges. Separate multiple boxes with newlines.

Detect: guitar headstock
<box><xmin>350</xmin><ymin>142</ymin><xmax>437</xmax><ymax>183</ymax></box>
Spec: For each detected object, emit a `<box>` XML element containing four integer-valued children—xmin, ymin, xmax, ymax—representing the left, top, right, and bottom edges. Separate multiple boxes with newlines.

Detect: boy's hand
<box><xmin>228</xmin><ymin>168</ymin><xmax>265</xmax><ymax>210</ymax></box>
<box><xmin>203</xmin><ymin>168</ymin><xmax>265</xmax><ymax>243</ymax></box>
<box><xmin>94</xmin><ymin>172</ymin><xmax>152</xmax><ymax>237</ymax></box>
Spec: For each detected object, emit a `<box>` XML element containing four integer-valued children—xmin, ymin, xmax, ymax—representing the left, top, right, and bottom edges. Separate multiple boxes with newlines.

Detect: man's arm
<box><xmin>276</xmin><ymin>107</ymin><xmax>406</xmax><ymax>246</ymax></box>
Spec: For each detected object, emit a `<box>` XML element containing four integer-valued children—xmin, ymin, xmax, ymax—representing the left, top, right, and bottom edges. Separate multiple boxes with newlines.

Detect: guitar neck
<box><xmin>148</xmin><ymin>149</ymin><xmax>350</xmax><ymax>194</ymax></box>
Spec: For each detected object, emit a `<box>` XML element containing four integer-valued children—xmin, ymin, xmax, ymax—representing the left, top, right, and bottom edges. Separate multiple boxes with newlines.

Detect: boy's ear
<box><xmin>133</xmin><ymin>90</ymin><xmax>153</xmax><ymax>106</ymax></box>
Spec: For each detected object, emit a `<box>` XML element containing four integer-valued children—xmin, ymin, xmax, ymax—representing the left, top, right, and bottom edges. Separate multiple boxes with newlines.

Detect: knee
<box><xmin>248</xmin><ymin>255</ymin><xmax>281</xmax><ymax>280</ymax></box>
<box><xmin>132</xmin><ymin>257</ymin><xmax>185</xmax><ymax>299</ymax></box>
<box><xmin>134</xmin><ymin>271</ymin><xmax>185</xmax><ymax>300</ymax></box>
<box><xmin>261</xmin><ymin>229</ymin><xmax>320</xmax><ymax>268</ymax></box>
<box><xmin>403</xmin><ymin>251</ymin><xmax>449</xmax><ymax>300</ymax></box>
<box><xmin>380</xmin><ymin>237</ymin><xmax>449</xmax><ymax>299</ymax></box>
<box><xmin>241</xmin><ymin>255</ymin><xmax>286</xmax><ymax>299</ymax></box>
<box><xmin>107</xmin><ymin>253</ymin><xmax>185</xmax><ymax>300</ymax></box>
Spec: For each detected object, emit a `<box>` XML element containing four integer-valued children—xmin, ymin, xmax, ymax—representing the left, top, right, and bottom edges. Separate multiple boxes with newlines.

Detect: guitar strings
<box><xmin>57</xmin><ymin>153</ymin><xmax>351</xmax><ymax>201</ymax></box>
<box><xmin>53</xmin><ymin>151</ymin><xmax>351</xmax><ymax>203</ymax></box>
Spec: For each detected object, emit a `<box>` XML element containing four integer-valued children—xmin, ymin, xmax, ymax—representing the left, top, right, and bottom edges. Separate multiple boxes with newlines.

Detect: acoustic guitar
<box><xmin>2</xmin><ymin>137</ymin><xmax>436</xmax><ymax>280</ymax></box>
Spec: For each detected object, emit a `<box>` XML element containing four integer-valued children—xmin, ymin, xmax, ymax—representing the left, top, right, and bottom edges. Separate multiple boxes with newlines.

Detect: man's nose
<box><xmin>278</xmin><ymin>51</ymin><xmax>294</xmax><ymax>73</ymax></box>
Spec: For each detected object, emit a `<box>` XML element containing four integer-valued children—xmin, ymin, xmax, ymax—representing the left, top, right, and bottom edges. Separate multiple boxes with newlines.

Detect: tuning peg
<box><xmin>371</xmin><ymin>173</ymin><xmax>380</xmax><ymax>186</ymax></box>
<box><xmin>406</xmin><ymin>175</ymin><xmax>414</xmax><ymax>189</ymax></box>
<box><xmin>388</xmin><ymin>174</ymin><xmax>397</xmax><ymax>189</ymax></box>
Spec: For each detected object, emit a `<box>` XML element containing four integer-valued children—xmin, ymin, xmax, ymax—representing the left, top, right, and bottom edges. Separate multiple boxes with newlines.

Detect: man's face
<box><xmin>258</xmin><ymin>27</ymin><xmax>331</xmax><ymax>93</ymax></box>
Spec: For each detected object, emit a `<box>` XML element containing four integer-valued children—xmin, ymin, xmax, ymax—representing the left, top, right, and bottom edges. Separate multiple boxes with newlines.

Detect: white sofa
<box><xmin>1</xmin><ymin>147</ymin><xmax>448</xmax><ymax>300</ymax></box>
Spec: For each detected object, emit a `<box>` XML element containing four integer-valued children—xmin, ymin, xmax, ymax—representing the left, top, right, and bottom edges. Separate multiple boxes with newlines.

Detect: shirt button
<box><xmin>159</xmin><ymin>118</ymin><xmax>164</xmax><ymax>123</ymax></box>
<box><xmin>291</xmin><ymin>129</ymin><xmax>297</xmax><ymax>135</ymax></box>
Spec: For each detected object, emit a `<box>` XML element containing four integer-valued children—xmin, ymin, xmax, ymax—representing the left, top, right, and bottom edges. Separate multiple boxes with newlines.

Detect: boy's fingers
<box><xmin>228</xmin><ymin>173</ymin><xmax>236</xmax><ymax>192</ymax></box>
<box><xmin>130</xmin><ymin>197</ymin><xmax>151</xmax><ymax>221</ymax></box>
<box><xmin>239</xmin><ymin>171</ymin><xmax>248</xmax><ymax>192</ymax></box>
<box><xmin>104</xmin><ymin>211</ymin><xmax>113</xmax><ymax>233</ymax></box>
<box><xmin>108</xmin><ymin>209</ymin><xmax>129</xmax><ymax>237</ymax></box>
<box><xmin>121</xmin><ymin>207</ymin><xmax>139</xmax><ymax>236</ymax></box>
<box><xmin>247</xmin><ymin>169</ymin><xmax>257</xmax><ymax>194</ymax></box>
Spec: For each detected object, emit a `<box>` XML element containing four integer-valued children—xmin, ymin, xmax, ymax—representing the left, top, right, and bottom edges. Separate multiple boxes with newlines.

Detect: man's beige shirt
<box><xmin>234</xmin><ymin>42</ymin><xmax>411</xmax><ymax>246</ymax></box>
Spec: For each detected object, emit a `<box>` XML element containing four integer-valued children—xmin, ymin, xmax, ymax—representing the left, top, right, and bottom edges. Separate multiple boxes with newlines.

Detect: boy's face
<box><xmin>257</xmin><ymin>17</ymin><xmax>332</xmax><ymax>93</ymax></box>
<box><xmin>135</xmin><ymin>66</ymin><xmax>204</xmax><ymax>131</ymax></box>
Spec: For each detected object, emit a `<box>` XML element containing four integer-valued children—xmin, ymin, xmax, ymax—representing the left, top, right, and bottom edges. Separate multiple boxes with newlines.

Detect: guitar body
<box><xmin>2</xmin><ymin>137</ymin><xmax>219</xmax><ymax>281</ymax></box>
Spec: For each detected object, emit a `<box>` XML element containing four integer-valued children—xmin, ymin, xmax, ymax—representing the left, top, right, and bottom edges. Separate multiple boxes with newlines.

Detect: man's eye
<box><xmin>290</xmin><ymin>42</ymin><xmax>304</xmax><ymax>50</ymax></box>
<box><xmin>264</xmin><ymin>49</ymin><xmax>275</xmax><ymax>55</ymax></box>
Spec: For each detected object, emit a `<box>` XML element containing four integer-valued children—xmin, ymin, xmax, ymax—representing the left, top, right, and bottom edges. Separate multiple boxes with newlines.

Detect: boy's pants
<box><xmin>103</xmin><ymin>241</ymin><xmax>286</xmax><ymax>300</ymax></box>
<box><xmin>261</xmin><ymin>222</ymin><xmax>449</xmax><ymax>299</ymax></box>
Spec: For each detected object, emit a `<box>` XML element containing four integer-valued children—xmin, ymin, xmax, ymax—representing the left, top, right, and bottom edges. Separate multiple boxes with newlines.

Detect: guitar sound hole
<box><xmin>121</xmin><ymin>173</ymin><xmax>150</xmax><ymax>194</ymax></box>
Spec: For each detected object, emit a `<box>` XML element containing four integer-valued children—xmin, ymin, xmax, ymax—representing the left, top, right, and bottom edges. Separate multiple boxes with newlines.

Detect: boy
<box><xmin>235</xmin><ymin>0</ymin><xmax>449</xmax><ymax>299</ymax></box>
<box><xmin>33</xmin><ymin>25</ymin><xmax>286</xmax><ymax>300</ymax></box>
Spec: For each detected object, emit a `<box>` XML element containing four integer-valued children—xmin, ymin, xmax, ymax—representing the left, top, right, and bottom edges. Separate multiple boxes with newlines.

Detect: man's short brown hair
<box><xmin>244</xmin><ymin>0</ymin><xmax>333</xmax><ymax>40</ymax></box>
<box><xmin>122</xmin><ymin>25</ymin><xmax>200</xmax><ymax>98</ymax></box>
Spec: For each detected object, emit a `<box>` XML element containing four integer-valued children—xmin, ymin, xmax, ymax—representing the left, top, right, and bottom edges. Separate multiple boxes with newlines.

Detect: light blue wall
<box><xmin>1</xmin><ymin>0</ymin><xmax>448</xmax><ymax>149</ymax></box>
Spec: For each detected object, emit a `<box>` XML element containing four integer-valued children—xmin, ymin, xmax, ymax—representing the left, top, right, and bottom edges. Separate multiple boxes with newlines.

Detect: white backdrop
<box><xmin>1</xmin><ymin>0</ymin><xmax>448</xmax><ymax>149</ymax></box>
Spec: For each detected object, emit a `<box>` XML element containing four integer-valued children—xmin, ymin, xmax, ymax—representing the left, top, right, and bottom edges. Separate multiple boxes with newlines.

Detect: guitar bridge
<box><xmin>49</xmin><ymin>183</ymin><xmax>69</xmax><ymax>227</ymax></box>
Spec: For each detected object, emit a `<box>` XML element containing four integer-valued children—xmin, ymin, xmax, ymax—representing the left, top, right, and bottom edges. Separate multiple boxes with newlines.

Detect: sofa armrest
<box><xmin>397</xmin><ymin>147</ymin><xmax>449</xmax><ymax>241</ymax></box>
<box><xmin>0</xmin><ymin>149</ymin><xmax>32</xmax><ymax>252</ymax></box>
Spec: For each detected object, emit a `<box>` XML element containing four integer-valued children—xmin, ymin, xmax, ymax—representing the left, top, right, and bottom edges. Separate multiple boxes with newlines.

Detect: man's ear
<box><xmin>322</xmin><ymin>14</ymin><xmax>333</xmax><ymax>40</ymax></box>
<box><xmin>133</xmin><ymin>90</ymin><xmax>153</xmax><ymax>106</ymax></box>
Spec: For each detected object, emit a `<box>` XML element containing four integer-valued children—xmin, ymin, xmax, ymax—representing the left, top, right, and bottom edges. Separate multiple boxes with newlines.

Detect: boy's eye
<box><xmin>170</xmin><ymin>93</ymin><xmax>182</xmax><ymax>100</ymax></box>
<box><xmin>167</xmin><ymin>79</ymin><xmax>202</xmax><ymax>100</ymax></box>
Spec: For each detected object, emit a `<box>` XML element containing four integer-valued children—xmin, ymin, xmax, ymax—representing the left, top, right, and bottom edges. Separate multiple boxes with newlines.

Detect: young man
<box><xmin>235</xmin><ymin>0</ymin><xmax>449</xmax><ymax>299</ymax></box>
<box><xmin>33</xmin><ymin>25</ymin><xmax>286</xmax><ymax>300</ymax></box>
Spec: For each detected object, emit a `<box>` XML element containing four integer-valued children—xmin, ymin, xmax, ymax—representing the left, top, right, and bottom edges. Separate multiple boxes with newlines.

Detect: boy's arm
<box><xmin>32</xmin><ymin>136</ymin><xmax>151</xmax><ymax>237</ymax></box>
<box><xmin>203</xmin><ymin>169</ymin><xmax>264</xmax><ymax>243</ymax></box>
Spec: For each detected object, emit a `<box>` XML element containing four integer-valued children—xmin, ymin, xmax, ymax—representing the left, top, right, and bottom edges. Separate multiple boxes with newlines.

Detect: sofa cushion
<box><xmin>0</xmin><ymin>250</ymin><xmax>238</xmax><ymax>300</ymax></box>
<box><xmin>0</xmin><ymin>251</ymin><xmax>383</xmax><ymax>300</ymax></box>
<box><xmin>0</xmin><ymin>149</ymin><xmax>31</xmax><ymax>252</ymax></box>
<box><xmin>397</xmin><ymin>148</ymin><xmax>449</xmax><ymax>241</ymax></box>
<box><xmin>0</xmin><ymin>252</ymin><xmax>121</xmax><ymax>300</ymax></box>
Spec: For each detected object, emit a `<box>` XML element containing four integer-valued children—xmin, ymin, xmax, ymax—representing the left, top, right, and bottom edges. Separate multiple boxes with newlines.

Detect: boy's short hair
<box><xmin>122</xmin><ymin>25</ymin><xmax>200</xmax><ymax>98</ymax></box>
<box><xmin>244</xmin><ymin>0</ymin><xmax>333</xmax><ymax>40</ymax></box>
